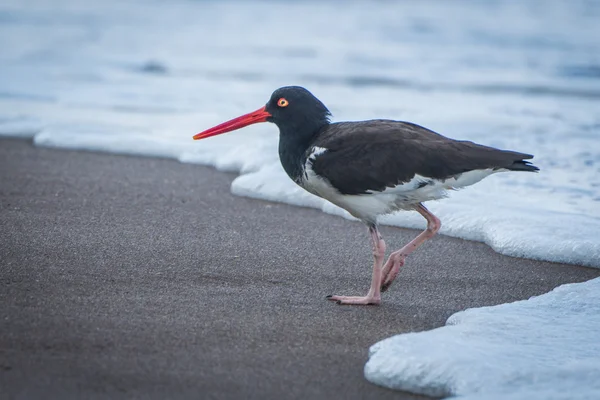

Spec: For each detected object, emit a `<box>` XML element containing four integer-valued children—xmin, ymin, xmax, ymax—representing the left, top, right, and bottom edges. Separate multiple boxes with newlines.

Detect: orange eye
<box><xmin>277</xmin><ymin>98</ymin><xmax>289</xmax><ymax>107</ymax></box>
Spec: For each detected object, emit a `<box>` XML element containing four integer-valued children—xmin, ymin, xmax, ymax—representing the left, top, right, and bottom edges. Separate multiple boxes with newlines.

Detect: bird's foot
<box><xmin>380</xmin><ymin>255</ymin><xmax>405</xmax><ymax>292</ymax></box>
<box><xmin>326</xmin><ymin>295</ymin><xmax>380</xmax><ymax>305</ymax></box>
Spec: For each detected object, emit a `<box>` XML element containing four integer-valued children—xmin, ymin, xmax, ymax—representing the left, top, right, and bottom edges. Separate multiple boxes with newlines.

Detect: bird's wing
<box><xmin>309</xmin><ymin>120</ymin><xmax>535</xmax><ymax>195</ymax></box>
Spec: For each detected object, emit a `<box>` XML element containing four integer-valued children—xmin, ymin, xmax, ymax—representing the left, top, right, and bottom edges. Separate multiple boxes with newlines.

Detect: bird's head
<box><xmin>193</xmin><ymin>86</ymin><xmax>331</xmax><ymax>141</ymax></box>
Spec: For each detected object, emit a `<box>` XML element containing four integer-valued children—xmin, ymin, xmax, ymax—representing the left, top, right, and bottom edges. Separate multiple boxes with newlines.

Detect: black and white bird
<box><xmin>194</xmin><ymin>86</ymin><xmax>539</xmax><ymax>305</ymax></box>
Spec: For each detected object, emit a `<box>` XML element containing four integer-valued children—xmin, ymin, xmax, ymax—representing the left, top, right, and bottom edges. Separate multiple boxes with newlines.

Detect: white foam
<box><xmin>365</xmin><ymin>277</ymin><xmax>600</xmax><ymax>399</ymax></box>
<box><xmin>0</xmin><ymin>0</ymin><xmax>598</xmax><ymax>267</ymax></box>
<box><xmin>33</xmin><ymin>125</ymin><xmax>188</xmax><ymax>159</ymax></box>
<box><xmin>0</xmin><ymin>116</ymin><xmax>43</xmax><ymax>138</ymax></box>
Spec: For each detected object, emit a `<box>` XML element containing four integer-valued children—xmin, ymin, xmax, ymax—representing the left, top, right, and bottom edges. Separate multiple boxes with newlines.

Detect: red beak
<box><xmin>193</xmin><ymin>106</ymin><xmax>271</xmax><ymax>140</ymax></box>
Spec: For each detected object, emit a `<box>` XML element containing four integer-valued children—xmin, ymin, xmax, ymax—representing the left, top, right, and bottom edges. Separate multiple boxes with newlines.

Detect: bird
<box><xmin>193</xmin><ymin>86</ymin><xmax>539</xmax><ymax>305</ymax></box>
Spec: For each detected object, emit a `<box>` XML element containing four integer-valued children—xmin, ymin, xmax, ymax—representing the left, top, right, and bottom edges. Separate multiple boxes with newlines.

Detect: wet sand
<box><xmin>1</xmin><ymin>138</ymin><xmax>598</xmax><ymax>400</ymax></box>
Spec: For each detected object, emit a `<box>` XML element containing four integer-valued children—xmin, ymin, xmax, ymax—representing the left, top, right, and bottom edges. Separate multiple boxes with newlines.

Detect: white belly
<box><xmin>300</xmin><ymin>165</ymin><xmax>501</xmax><ymax>223</ymax></box>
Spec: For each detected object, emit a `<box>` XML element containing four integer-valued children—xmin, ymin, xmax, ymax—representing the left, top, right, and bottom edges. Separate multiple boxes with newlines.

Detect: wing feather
<box><xmin>309</xmin><ymin>120</ymin><xmax>535</xmax><ymax>195</ymax></box>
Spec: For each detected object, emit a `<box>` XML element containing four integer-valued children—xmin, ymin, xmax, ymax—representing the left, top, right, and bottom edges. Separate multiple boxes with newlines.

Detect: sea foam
<box><xmin>365</xmin><ymin>277</ymin><xmax>600</xmax><ymax>399</ymax></box>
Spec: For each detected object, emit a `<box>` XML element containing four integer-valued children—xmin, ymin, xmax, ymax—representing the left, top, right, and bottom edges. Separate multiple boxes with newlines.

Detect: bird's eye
<box><xmin>277</xmin><ymin>98</ymin><xmax>289</xmax><ymax>107</ymax></box>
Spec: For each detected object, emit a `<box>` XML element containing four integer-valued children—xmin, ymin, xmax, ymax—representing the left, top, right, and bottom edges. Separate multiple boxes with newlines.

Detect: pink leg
<box><xmin>380</xmin><ymin>203</ymin><xmax>441</xmax><ymax>292</ymax></box>
<box><xmin>327</xmin><ymin>224</ymin><xmax>386</xmax><ymax>305</ymax></box>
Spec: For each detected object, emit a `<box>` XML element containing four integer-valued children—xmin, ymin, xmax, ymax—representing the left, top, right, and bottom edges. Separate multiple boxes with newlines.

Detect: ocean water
<box><xmin>1</xmin><ymin>0</ymin><xmax>598</xmax><ymax>267</ymax></box>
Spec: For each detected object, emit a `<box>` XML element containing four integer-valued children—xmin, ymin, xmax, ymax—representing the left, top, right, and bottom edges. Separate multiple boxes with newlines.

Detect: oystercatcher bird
<box><xmin>193</xmin><ymin>86</ymin><xmax>539</xmax><ymax>305</ymax></box>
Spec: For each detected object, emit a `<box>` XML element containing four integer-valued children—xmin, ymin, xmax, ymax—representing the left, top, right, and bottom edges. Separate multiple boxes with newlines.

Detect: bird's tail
<box><xmin>506</xmin><ymin>159</ymin><xmax>539</xmax><ymax>172</ymax></box>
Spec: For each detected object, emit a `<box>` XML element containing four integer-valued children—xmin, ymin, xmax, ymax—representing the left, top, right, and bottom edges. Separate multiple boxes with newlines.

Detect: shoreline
<box><xmin>1</xmin><ymin>138</ymin><xmax>598</xmax><ymax>400</ymax></box>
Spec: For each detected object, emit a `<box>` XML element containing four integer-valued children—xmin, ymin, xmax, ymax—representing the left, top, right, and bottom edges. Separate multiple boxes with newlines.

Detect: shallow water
<box><xmin>1</xmin><ymin>0</ymin><xmax>599</xmax><ymax>266</ymax></box>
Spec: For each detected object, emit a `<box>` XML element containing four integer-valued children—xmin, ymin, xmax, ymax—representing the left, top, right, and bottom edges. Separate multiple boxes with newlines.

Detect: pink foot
<box><xmin>326</xmin><ymin>295</ymin><xmax>380</xmax><ymax>305</ymax></box>
<box><xmin>381</xmin><ymin>255</ymin><xmax>405</xmax><ymax>292</ymax></box>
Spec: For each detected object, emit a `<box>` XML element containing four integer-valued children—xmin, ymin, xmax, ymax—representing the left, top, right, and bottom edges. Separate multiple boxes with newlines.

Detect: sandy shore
<box><xmin>1</xmin><ymin>138</ymin><xmax>598</xmax><ymax>400</ymax></box>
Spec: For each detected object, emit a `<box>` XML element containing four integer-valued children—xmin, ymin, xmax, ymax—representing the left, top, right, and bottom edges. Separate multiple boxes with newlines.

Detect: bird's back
<box><xmin>309</xmin><ymin>120</ymin><xmax>538</xmax><ymax>196</ymax></box>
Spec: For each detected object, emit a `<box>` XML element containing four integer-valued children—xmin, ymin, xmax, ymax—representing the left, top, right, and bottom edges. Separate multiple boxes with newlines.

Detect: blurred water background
<box><xmin>1</xmin><ymin>0</ymin><xmax>599</xmax><ymax>266</ymax></box>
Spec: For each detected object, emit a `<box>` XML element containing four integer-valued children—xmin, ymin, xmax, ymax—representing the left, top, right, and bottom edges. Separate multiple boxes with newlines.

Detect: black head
<box><xmin>265</xmin><ymin>86</ymin><xmax>331</xmax><ymax>134</ymax></box>
<box><xmin>193</xmin><ymin>86</ymin><xmax>331</xmax><ymax>142</ymax></box>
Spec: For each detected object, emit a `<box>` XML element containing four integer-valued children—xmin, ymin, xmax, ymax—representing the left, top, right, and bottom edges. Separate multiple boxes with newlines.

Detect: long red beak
<box><xmin>193</xmin><ymin>106</ymin><xmax>271</xmax><ymax>140</ymax></box>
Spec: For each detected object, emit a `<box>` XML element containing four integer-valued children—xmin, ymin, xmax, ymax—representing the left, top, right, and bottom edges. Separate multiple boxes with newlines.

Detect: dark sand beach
<box><xmin>1</xmin><ymin>138</ymin><xmax>598</xmax><ymax>400</ymax></box>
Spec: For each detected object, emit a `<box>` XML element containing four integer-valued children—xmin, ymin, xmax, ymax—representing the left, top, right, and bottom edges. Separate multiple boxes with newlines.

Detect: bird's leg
<box><xmin>327</xmin><ymin>224</ymin><xmax>386</xmax><ymax>305</ymax></box>
<box><xmin>380</xmin><ymin>203</ymin><xmax>441</xmax><ymax>292</ymax></box>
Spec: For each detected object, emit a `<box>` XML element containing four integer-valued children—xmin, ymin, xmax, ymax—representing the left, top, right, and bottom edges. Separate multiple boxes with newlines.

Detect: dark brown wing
<box><xmin>310</xmin><ymin>120</ymin><xmax>538</xmax><ymax>195</ymax></box>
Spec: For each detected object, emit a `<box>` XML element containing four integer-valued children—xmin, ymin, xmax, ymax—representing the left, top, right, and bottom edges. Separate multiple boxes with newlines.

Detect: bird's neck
<box><xmin>277</xmin><ymin>123</ymin><xmax>326</xmax><ymax>183</ymax></box>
